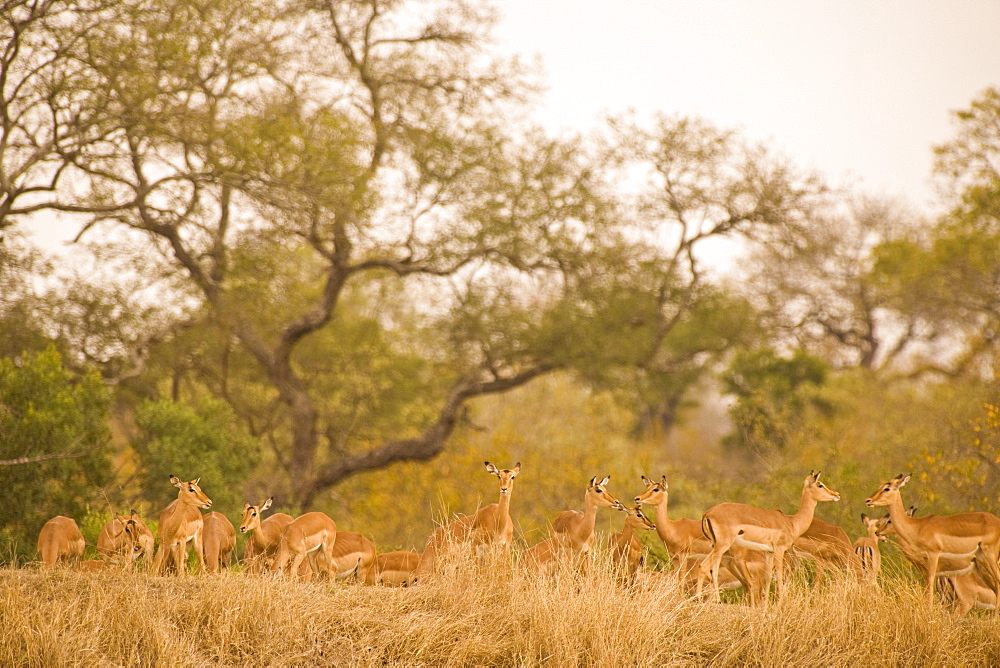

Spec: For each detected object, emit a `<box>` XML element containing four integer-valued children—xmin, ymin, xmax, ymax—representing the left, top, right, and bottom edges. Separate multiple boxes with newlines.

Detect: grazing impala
<box><xmin>365</xmin><ymin>550</ymin><xmax>421</xmax><ymax>587</ymax></box>
<box><xmin>634</xmin><ymin>475</ymin><xmax>767</xmax><ymax>600</ymax></box>
<box><xmin>272</xmin><ymin>511</ymin><xmax>338</xmax><ymax>580</ymax></box>
<box><xmin>240</xmin><ymin>498</ymin><xmax>295</xmax><ymax>574</ymax></box>
<box><xmin>852</xmin><ymin>514</ymin><xmax>885</xmax><ymax>583</ymax></box>
<box><xmin>697</xmin><ymin>471</ymin><xmax>841</xmax><ymax>602</ymax></box>
<box><xmin>322</xmin><ymin>531</ymin><xmax>377</xmax><ymax>582</ymax></box>
<box><xmin>97</xmin><ymin>510</ymin><xmax>155</xmax><ymax>566</ymax></box>
<box><xmin>866</xmin><ymin>474</ymin><xmax>1000</xmax><ymax>604</ymax></box>
<box><xmin>203</xmin><ymin>511</ymin><xmax>237</xmax><ymax>573</ymax></box>
<box><xmin>37</xmin><ymin>516</ymin><xmax>85</xmax><ymax>568</ymax></box>
<box><xmin>609</xmin><ymin>505</ymin><xmax>656</xmax><ymax>584</ymax></box>
<box><xmin>415</xmin><ymin>462</ymin><xmax>521</xmax><ymax>580</ymax></box>
<box><xmin>151</xmin><ymin>475</ymin><xmax>213</xmax><ymax>576</ymax></box>
<box><xmin>524</xmin><ymin>475</ymin><xmax>625</xmax><ymax>572</ymax></box>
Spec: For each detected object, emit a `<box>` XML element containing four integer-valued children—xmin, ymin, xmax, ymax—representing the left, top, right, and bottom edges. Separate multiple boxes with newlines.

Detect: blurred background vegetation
<box><xmin>2</xmin><ymin>0</ymin><xmax>1000</xmax><ymax>567</ymax></box>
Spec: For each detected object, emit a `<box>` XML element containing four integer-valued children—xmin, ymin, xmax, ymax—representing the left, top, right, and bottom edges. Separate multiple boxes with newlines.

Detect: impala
<box><xmin>792</xmin><ymin>517</ymin><xmax>864</xmax><ymax>583</ymax></box>
<box><xmin>697</xmin><ymin>470</ymin><xmax>841</xmax><ymax>602</ymax></box>
<box><xmin>877</xmin><ymin>505</ymin><xmax>996</xmax><ymax>614</ymax></box>
<box><xmin>865</xmin><ymin>473</ymin><xmax>1000</xmax><ymax>603</ymax></box>
<box><xmin>635</xmin><ymin>475</ymin><xmax>767</xmax><ymax>600</ymax></box>
<box><xmin>203</xmin><ymin>511</ymin><xmax>237</xmax><ymax>573</ymax></box>
<box><xmin>852</xmin><ymin>514</ymin><xmax>885</xmax><ymax>583</ymax></box>
<box><xmin>415</xmin><ymin>462</ymin><xmax>521</xmax><ymax>580</ymax></box>
<box><xmin>97</xmin><ymin>510</ymin><xmax>155</xmax><ymax>565</ymax></box>
<box><xmin>37</xmin><ymin>516</ymin><xmax>85</xmax><ymax>568</ymax></box>
<box><xmin>272</xmin><ymin>511</ymin><xmax>338</xmax><ymax>580</ymax></box>
<box><xmin>608</xmin><ymin>505</ymin><xmax>656</xmax><ymax>584</ymax></box>
<box><xmin>524</xmin><ymin>475</ymin><xmax>625</xmax><ymax>573</ymax></box>
<box><xmin>151</xmin><ymin>475</ymin><xmax>213</xmax><ymax>576</ymax></box>
<box><xmin>240</xmin><ymin>498</ymin><xmax>295</xmax><ymax>574</ymax></box>
<box><xmin>364</xmin><ymin>550</ymin><xmax>421</xmax><ymax>586</ymax></box>
<box><xmin>318</xmin><ymin>531</ymin><xmax>377</xmax><ymax>582</ymax></box>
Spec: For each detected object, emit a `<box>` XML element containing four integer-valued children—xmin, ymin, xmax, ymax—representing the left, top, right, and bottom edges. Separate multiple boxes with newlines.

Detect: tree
<box><xmin>869</xmin><ymin>86</ymin><xmax>1000</xmax><ymax>379</ymax></box>
<box><xmin>11</xmin><ymin>0</ymin><xmax>820</xmax><ymax>508</ymax></box>
<box><xmin>0</xmin><ymin>347</ymin><xmax>112</xmax><ymax>559</ymax></box>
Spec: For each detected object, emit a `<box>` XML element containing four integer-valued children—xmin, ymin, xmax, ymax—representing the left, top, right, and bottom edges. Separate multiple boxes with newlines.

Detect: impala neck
<box><xmin>580</xmin><ymin>493</ymin><xmax>601</xmax><ymax>535</ymax></box>
<box><xmin>649</xmin><ymin>496</ymin><xmax>673</xmax><ymax>546</ymax></box>
<box><xmin>498</xmin><ymin>488</ymin><xmax>512</xmax><ymax>519</ymax></box>
<box><xmin>790</xmin><ymin>488</ymin><xmax>820</xmax><ymax>536</ymax></box>
<box><xmin>885</xmin><ymin>493</ymin><xmax>914</xmax><ymax>536</ymax></box>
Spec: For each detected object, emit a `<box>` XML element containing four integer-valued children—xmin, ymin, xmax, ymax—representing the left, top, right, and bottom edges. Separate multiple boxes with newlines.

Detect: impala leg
<box><xmin>924</xmin><ymin>552</ymin><xmax>940</xmax><ymax>600</ymax></box>
<box><xmin>772</xmin><ymin>548</ymin><xmax>787</xmax><ymax>600</ymax></box>
<box><xmin>193</xmin><ymin>528</ymin><xmax>206</xmax><ymax>574</ymax></box>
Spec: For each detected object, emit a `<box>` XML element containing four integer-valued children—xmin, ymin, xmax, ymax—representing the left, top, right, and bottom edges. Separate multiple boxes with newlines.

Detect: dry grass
<box><xmin>2</xmin><ymin>552</ymin><xmax>1000</xmax><ymax>667</ymax></box>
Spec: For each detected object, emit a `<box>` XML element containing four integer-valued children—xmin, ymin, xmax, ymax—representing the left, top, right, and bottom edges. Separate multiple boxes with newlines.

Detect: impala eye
<box><xmin>595</xmin><ymin>488</ymin><xmax>603</xmax><ymax>493</ymax></box>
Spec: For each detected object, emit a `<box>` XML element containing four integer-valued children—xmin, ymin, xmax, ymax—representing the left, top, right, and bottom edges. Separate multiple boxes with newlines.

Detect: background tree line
<box><xmin>1</xmin><ymin>0</ymin><xmax>999</xmax><ymax>561</ymax></box>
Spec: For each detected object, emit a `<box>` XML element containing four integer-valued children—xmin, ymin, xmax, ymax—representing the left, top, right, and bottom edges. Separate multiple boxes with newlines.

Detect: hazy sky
<box><xmin>492</xmin><ymin>1</ymin><xmax>1000</xmax><ymax>211</ymax></box>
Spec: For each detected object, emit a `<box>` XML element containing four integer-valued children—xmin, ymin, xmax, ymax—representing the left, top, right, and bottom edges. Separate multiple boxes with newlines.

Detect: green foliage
<box><xmin>721</xmin><ymin>347</ymin><xmax>831</xmax><ymax>451</ymax></box>
<box><xmin>132</xmin><ymin>398</ymin><xmax>261</xmax><ymax>511</ymax></box>
<box><xmin>0</xmin><ymin>348</ymin><xmax>113</xmax><ymax>561</ymax></box>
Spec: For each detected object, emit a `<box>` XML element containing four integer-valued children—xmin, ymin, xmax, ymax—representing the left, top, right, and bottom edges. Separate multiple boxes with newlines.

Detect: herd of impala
<box><xmin>31</xmin><ymin>465</ymin><xmax>1000</xmax><ymax>613</ymax></box>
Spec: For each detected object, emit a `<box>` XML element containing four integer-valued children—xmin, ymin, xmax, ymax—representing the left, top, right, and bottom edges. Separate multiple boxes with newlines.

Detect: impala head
<box><xmin>116</xmin><ymin>511</ymin><xmax>144</xmax><ymax>558</ymax></box>
<box><xmin>240</xmin><ymin>497</ymin><xmax>273</xmax><ymax>533</ymax></box>
<box><xmin>588</xmin><ymin>475</ymin><xmax>625</xmax><ymax>510</ymax></box>
<box><xmin>865</xmin><ymin>473</ymin><xmax>910</xmax><ymax>508</ymax></box>
<box><xmin>635</xmin><ymin>474</ymin><xmax>667</xmax><ymax>506</ymax></box>
<box><xmin>622</xmin><ymin>505</ymin><xmax>656</xmax><ymax>530</ymax></box>
<box><xmin>485</xmin><ymin>461</ymin><xmax>521</xmax><ymax>496</ymax></box>
<box><xmin>170</xmin><ymin>475</ymin><xmax>213</xmax><ymax>509</ymax></box>
<box><xmin>805</xmin><ymin>470</ymin><xmax>841</xmax><ymax>502</ymax></box>
<box><xmin>860</xmin><ymin>513</ymin><xmax>887</xmax><ymax>542</ymax></box>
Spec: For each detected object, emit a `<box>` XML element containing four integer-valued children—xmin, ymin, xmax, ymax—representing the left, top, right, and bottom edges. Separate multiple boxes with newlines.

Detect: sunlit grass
<box><xmin>2</xmin><ymin>548</ymin><xmax>1000</xmax><ymax>666</ymax></box>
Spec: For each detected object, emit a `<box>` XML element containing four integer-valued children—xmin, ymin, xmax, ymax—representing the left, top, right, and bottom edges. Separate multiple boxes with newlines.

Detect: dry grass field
<box><xmin>2</xmin><ymin>550</ymin><xmax>999</xmax><ymax>667</ymax></box>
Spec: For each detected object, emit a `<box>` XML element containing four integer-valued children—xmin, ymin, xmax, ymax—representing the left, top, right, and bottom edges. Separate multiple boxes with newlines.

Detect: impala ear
<box><xmin>906</xmin><ymin>506</ymin><xmax>916</xmax><ymax>517</ymax></box>
<box><xmin>589</xmin><ymin>476</ymin><xmax>598</xmax><ymax>487</ymax></box>
<box><xmin>860</xmin><ymin>513</ymin><xmax>868</xmax><ymax>522</ymax></box>
<box><xmin>600</xmin><ymin>475</ymin><xmax>611</xmax><ymax>487</ymax></box>
<box><xmin>261</xmin><ymin>497</ymin><xmax>273</xmax><ymax>511</ymax></box>
<box><xmin>485</xmin><ymin>461</ymin><xmax>498</xmax><ymax>475</ymax></box>
<box><xmin>169</xmin><ymin>475</ymin><xmax>183</xmax><ymax>488</ymax></box>
<box><xmin>661</xmin><ymin>476</ymin><xmax>668</xmax><ymax>489</ymax></box>
<box><xmin>192</xmin><ymin>477</ymin><xmax>200</xmax><ymax>485</ymax></box>
<box><xmin>512</xmin><ymin>462</ymin><xmax>521</xmax><ymax>475</ymax></box>
<box><xmin>641</xmin><ymin>474</ymin><xmax>653</xmax><ymax>485</ymax></box>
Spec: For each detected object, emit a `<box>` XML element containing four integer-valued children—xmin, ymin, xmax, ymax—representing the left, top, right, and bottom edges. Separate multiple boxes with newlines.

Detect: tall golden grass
<box><xmin>2</xmin><ymin>549</ymin><xmax>999</xmax><ymax>667</ymax></box>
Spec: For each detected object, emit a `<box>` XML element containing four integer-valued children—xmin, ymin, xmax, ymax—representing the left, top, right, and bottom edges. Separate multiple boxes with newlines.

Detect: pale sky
<box><xmin>492</xmin><ymin>1</ymin><xmax>1000</xmax><ymax>211</ymax></box>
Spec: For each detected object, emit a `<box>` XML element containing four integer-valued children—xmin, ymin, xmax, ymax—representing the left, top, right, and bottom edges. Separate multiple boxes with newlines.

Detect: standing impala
<box><xmin>876</xmin><ymin>503</ymin><xmax>997</xmax><ymax>614</ymax></box>
<box><xmin>203</xmin><ymin>511</ymin><xmax>237</xmax><ymax>573</ymax></box>
<box><xmin>415</xmin><ymin>462</ymin><xmax>521</xmax><ymax>580</ymax></box>
<box><xmin>240</xmin><ymin>498</ymin><xmax>295</xmax><ymax>574</ymax></box>
<box><xmin>852</xmin><ymin>514</ymin><xmax>885</xmax><ymax>583</ymax></box>
<box><xmin>697</xmin><ymin>471</ymin><xmax>841</xmax><ymax>602</ymax></box>
<box><xmin>151</xmin><ymin>475</ymin><xmax>213</xmax><ymax>576</ymax></box>
<box><xmin>608</xmin><ymin>505</ymin><xmax>656</xmax><ymax>584</ymax></box>
<box><xmin>635</xmin><ymin>475</ymin><xmax>767</xmax><ymax>600</ymax></box>
<box><xmin>866</xmin><ymin>473</ymin><xmax>1000</xmax><ymax>604</ymax></box>
<box><xmin>97</xmin><ymin>510</ymin><xmax>155</xmax><ymax>566</ymax></box>
<box><xmin>523</xmin><ymin>475</ymin><xmax>625</xmax><ymax>572</ymax></box>
<box><xmin>272</xmin><ymin>511</ymin><xmax>338</xmax><ymax>581</ymax></box>
<box><xmin>37</xmin><ymin>516</ymin><xmax>86</xmax><ymax>568</ymax></box>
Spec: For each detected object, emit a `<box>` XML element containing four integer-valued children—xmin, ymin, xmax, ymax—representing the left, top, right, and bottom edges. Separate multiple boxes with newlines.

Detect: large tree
<box><xmin>11</xmin><ymin>0</ymin><xmax>818</xmax><ymax>507</ymax></box>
